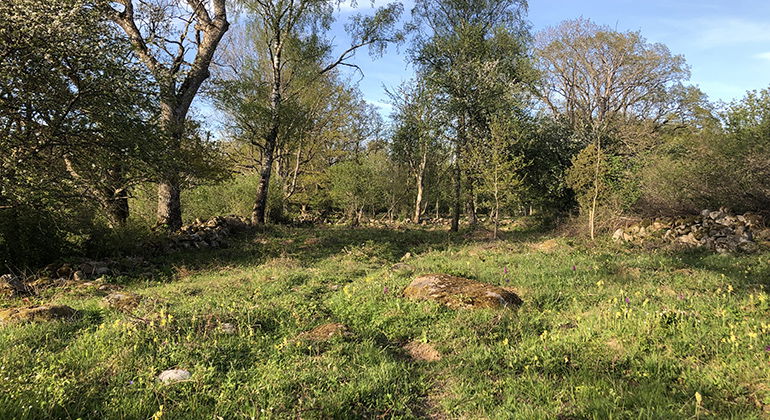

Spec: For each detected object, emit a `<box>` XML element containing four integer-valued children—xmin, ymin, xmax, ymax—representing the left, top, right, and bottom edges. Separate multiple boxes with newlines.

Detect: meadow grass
<box><xmin>1</xmin><ymin>224</ymin><xmax>769</xmax><ymax>419</ymax></box>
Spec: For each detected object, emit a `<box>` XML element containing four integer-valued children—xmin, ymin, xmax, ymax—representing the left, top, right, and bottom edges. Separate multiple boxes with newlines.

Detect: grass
<box><xmin>1</xmin><ymin>223</ymin><xmax>770</xmax><ymax>419</ymax></box>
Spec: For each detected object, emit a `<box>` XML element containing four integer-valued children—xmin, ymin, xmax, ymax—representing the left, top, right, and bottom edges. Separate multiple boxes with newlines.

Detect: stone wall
<box><xmin>612</xmin><ymin>208</ymin><xmax>768</xmax><ymax>253</ymax></box>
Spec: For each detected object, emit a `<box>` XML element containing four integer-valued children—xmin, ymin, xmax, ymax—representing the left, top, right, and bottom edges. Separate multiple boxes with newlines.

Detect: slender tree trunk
<box><xmin>589</xmin><ymin>135</ymin><xmax>602</xmax><ymax>240</ymax></box>
<box><xmin>252</xmin><ymin>42</ymin><xmax>282</xmax><ymax>225</ymax></box>
<box><xmin>451</xmin><ymin>154</ymin><xmax>461</xmax><ymax>232</ymax></box>
<box><xmin>451</xmin><ymin>117</ymin><xmax>465</xmax><ymax>232</ymax></box>
<box><xmin>466</xmin><ymin>176</ymin><xmax>477</xmax><ymax>226</ymax></box>
<box><xmin>252</xmin><ymin>128</ymin><xmax>276</xmax><ymax>225</ymax></box>
<box><xmin>412</xmin><ymin>153</ymin><xmax>427</xmax><ymax>224</ymax></box>
<box><xmin>106</xmin><ymin>189</ymin><xmax>130</xmax><ymax>228</ymax></box>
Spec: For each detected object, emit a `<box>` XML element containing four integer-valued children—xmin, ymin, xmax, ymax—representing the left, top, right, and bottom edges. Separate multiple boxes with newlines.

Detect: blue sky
<box><xmin>328</xmin><ymin>0</ymin><xmax>770</xmax><ymax>118</ymax></box>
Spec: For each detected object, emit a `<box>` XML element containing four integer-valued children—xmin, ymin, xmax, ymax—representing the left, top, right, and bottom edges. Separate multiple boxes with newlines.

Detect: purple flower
<box><xmin>625</xmin><ymin>297</ymin><xmax>630</xmax><ymax>304</ymax></box>
<box><xmin>504</xmin><ymin>266</ymin><xmax>508</xmax><ymax>274</ymax></box>
<box><xmin>383</xmin><ymin>286</ymin><xmax>389</xmax><ymax>294</ymax></box>
<box><xmin>128</xmin><ymin>380</ymin><xmax>134</xmax><ymax>385</ymax></box>
<box><xmin>678</xmin><ymin>294</ymin><xmax>685</xmax><ymax>300</ymax></box>
<box><xmin>571</xmin><ymin>265</ymin><xmax>576</xmax><ymax>272</ymax></box>
<box><xmin>505</xmin><ymin>278</ymin><xmax>510</xmax><ymax>283</ymax></box>
<box><xmin>765</xmin><ymin>345</ymin><xmax>770</xmax><ymax>352</ymax></box>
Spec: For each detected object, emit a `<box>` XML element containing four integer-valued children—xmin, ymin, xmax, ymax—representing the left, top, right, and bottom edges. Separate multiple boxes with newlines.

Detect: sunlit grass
<box><xmin>1</xmin><ymin>224</ymin><xmax>769</xmax><ymax>419</ymax></box>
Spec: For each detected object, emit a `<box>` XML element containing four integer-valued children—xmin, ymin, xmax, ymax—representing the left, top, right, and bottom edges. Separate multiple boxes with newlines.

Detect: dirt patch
<box><xmin>529</xmin><ymin>238</ymin><xmax>563</xmax><ymax>253</ymax></box>
<box><xmin>297</xmin><ymin>323</ymin><xmax>350</xmax><ymax>341</ymax></box>
<box><xmin>403</xmin><ymin>341</ymin><xmax>441</xmax><ymax>362</ymax></box>
<box><xmin>404</xmin><ymin>274</ymin><xmax>523</xmax><ymax>309</ymax></box>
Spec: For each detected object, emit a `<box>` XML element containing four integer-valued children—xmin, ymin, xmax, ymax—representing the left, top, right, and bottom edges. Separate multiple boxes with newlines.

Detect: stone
<box><xmin>391</xmin><ymin>263</ymin><xmax>416</xmax><ymax>271</ymax></box>
<box><xmin>297</xmin><ymin>323</ymin><xmax>350</xmax><ymax>341</ymax></box>
<box><xmin>0</xmin><ymin>305</ymin><xmax>79</xmax><ymax>325</ymax></box>
<box><xmin>404</xmin><ymin>274</ymin><xmax>523</xmax><ymax>309</ymax></box>
<box><xmin>94</xmin><ymin>267</ymin><xmax>111</xmax><ymax>276</ymax></box>
<box><xmin>72</xmin><ymin>271</ymin><xmax>85</xmax><ymax>282</ymax></box>
<box><xmin>56</xmin><ymin>265</ymin><xmax>73</xmax><ymax>278</ymax></box>
<box><xmin>219</xmin><ymin>322</ymin><xmax>237</xmax><ymax>334</ymax></box>
<box><xmin>103</xmin><ymin>292</ymin><xmax>142</xmax><ymax>311</ymax></box>
<box><xmin>612</xmin><ymin>228</ymin><xmax>624</xmax><ymax>241</ymax></box>
<box><xmin>157</xmin><ymin>369</ymin><xmax>191</xmax><ymax>384</ymax></box>
<box><xmin>1</xmin><ymin>274</ymin><xmax>33</xmax><ymax>297</ymax></box>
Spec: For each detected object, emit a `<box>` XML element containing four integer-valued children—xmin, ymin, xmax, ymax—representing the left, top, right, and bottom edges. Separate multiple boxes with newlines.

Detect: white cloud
<box><xmin>675</xmin><ymin>17</ymin><xmax>770</xmax><ymax>49</ymax></box>
<box><xmin>754</xmin><ymin>52</ymin><xmax>770</xmax><ymax>61</ymax></box>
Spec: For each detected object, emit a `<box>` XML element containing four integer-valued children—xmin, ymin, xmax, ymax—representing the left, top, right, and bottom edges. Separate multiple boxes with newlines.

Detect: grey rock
<box><xmin>157</xmin><ymin>369</ymin><xmax>191</xmax><ymax>384</ymax></box>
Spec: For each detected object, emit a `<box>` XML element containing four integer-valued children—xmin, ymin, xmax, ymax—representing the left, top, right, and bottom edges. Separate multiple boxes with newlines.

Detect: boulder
<box><xmin>0</xmin><ymin>305</ymin><xmax>79</xmax><ymax>325</ymax></box>
<box><xmin>157</xmin><ymin>369</ymin><xmax>191</xmax><ymax>384</ymax></box>
<box><xmin>404</xmin><ymin>274</ymin><xmax>523</xmax><ymax>309</ymax></box>
<box><xmin>103</xmin><ymin>292</ymin><xmax>142</xmax><ymax>311</ymax></box>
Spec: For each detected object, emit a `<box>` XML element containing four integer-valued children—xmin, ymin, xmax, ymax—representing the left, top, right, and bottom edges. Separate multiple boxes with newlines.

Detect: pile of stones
<box><xmin>612</xmin><ymin>208</ymin><xmax>767</xmax><ymax>253</ymax></box>
<box><xmin>165</xmin><ymin>215</ymin><xmax>250</xmax><ymax>251</ymax></box>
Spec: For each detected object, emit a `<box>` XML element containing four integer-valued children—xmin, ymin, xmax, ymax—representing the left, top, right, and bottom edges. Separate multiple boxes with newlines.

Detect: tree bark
<box><xmin>412</xmin><ymin>152</ymin><xmax>427</xmax><ymax>224</ymax></box>
<box><xmin>451</xmin><ymin>153</ymin><xmax>461</xmax><ymax>232</ymax></box>
<box><xmin>252</xmin><ymin>37</ymin><xmax>282</xmax><ymax>225</ymax></box>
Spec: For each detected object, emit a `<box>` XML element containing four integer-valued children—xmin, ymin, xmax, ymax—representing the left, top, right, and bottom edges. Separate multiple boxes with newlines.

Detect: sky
<box><xmin>327</xmin><ymin>0</ymin><xmax>770</xmax><ymax>118</ymax></box>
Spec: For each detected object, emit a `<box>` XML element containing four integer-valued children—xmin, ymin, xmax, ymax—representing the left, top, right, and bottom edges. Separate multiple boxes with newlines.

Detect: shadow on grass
<box><xmin>146</xmin><ymin>223</ymin><xmax>550</xmax><ymax>277</ymax></box>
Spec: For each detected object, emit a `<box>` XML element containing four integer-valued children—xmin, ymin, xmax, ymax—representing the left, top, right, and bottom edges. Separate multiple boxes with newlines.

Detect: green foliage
<box><xmin>637</xmin><ymin>87</ymin><xmax>770</xmax><ymax>215</ymax></box>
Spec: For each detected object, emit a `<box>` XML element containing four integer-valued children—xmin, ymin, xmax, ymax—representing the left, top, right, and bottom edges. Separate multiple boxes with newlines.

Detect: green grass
<box><xmin>2</xmin><ymin>224</ymin><xmax>770</xmax><ymax>419</ymax></box>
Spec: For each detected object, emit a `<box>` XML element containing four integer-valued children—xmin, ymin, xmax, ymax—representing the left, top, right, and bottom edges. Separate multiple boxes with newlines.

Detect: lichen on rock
<box><xmin>404</xmin><ymin>274</ymin><xmax>523</xmax><ymax>309</ymax></box>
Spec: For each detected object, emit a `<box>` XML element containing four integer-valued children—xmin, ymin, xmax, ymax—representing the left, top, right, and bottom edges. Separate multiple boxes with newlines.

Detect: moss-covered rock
<box><xmin>0</xmin><ymin>305</ymin><xmax>79</xmax><ymax>325</ymax></box>
<box><xmin>404</xmin><ymin>274</ymin><xmax>523</xmax><ymax>309</ymax></box>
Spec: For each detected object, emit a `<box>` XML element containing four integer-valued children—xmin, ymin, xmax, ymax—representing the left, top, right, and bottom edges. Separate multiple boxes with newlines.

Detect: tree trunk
<box><xmin>589</xmin><ymin>135</ymin><xmax>602</xmax><ymax>240</ymax></box>
<box><xmin>412</xmin><ymin>154</ymin><xmax>428</xmax><ymax>224</ymax></box>
<box><xmin>467</xmin><ymin>180</ymin><xmax>477</xmax><ymax>226</ymax></box>
<box><xmin>451</xmin><ymin>156</ymin><xmax>461</xmax><ymax>232</ymax></box>
<box><xmin>251</xmin><ymin>129</ymin><xmax>276</xmax><ymax>225</ymax></box>
<box><xmin>156</xmin><ymin>107</ymin><xmax>184</xmax><ymax>230</ymax></box>
<box><xmin>252</xmin><ymin>42</ymin><xmax>282</xmax><ymax>225</ymax></box>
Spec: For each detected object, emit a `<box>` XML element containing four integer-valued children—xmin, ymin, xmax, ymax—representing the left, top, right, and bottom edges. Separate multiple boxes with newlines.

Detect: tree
<box><xmin>471</xmin><ymin>114</ymin><xmax>526</xmax><ymax>238</ymax></box>
<box><xmin>0</xmin><ymin>0</ymin><xmax>160</xmax><ymax>225</ymax></box>
<box><xmin>388</xmin><ymin>79</ymin><xmax>445</xmax><ymax>223</ymax></box>
<box><xmin>535</xmin><ymin>18</ymin><xmax>690</xmax><ymax>238</ymax></box>
<box><xmin>107</xmin><ymin>0</ymin><xmax>230</xmax><ymax>230</ymax></box>
<box><xmin>234</xmin><ymin>0</ymin><xmax>403</xmax><ymax>225</ymax></box>
<box><xmin>410</xmin><ymin>0</ymin><xmax>533</xmax><ymax>231</ymax></box>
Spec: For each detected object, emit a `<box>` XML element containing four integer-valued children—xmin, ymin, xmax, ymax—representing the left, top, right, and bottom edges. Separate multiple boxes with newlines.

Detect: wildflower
<box><xmin>765</xmin><ymin>345</ymin><xmax>770</xmax><ymax>352</ymax></box>
<box><xmin>625</xmin><ymin>297</ymin><xmax>630</xmax><ymax>304</ymax></box>
<box><xmin>572</xmin><ymin>265</ymin><xmax>576</xmax><ymax>272</ymax></box>
<box><xmin>504</xmin><ymin>266</ymin><xmax>508</xmax><ymax>274</ymax></box>
<box><xmin>383</xmin><ymin>286</ymin><xmax>389</xmax><ymax>294</ymax></box>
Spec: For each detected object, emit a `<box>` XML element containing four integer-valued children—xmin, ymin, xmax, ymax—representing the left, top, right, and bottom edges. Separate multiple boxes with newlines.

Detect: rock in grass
<box><xmin>404</xmin><ymin>274</ymin><xmax>523</xmax><ymax>309</ymax></box>
<box><xmin>219</xmin><ymin>322</ymin><xmax>237</xmax><ymax>334</ymax></box>
<box><xmin>0</xmin><ymin>305</ymin><xmax>79</xmax><ymax>325</ymax></box>
<box><xmin>0</xmin><ymin>274</ymin><xmax>34</xmax><ymax>297</ymax></box>
<box><xmin>157</xmin><ymin>369</ymin><xmax>191</xmax><ymax>384</ymax></box>
<box><xmin>103</xmin><ymin>292</ymin><xmax>142</xmax><ymax>311</ymax></box>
